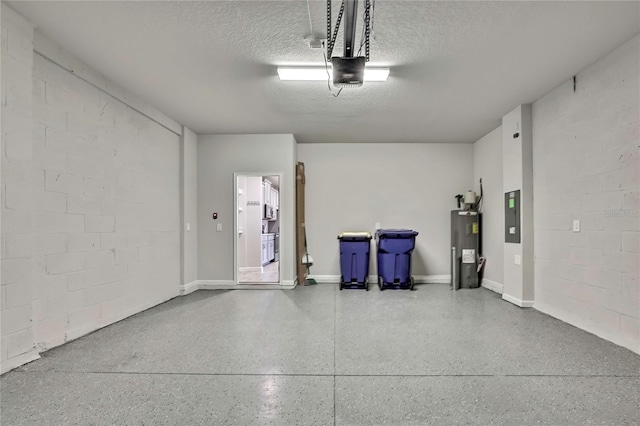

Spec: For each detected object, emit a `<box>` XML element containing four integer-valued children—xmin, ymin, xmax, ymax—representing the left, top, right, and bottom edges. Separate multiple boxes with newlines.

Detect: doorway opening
<box><xmin>235</xmin><ymin>173</ymin><xmax>281</xmax><ymax>284</ymax></box>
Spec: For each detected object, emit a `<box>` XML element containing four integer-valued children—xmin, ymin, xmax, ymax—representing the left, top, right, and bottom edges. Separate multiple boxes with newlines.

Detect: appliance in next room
<box><xmin>274</xmin><ymin>233</ymin><xmax>279</xmax><ymax>261</ymax></box>
<box><xmin>264</xmin><ymin>204</ymin><xmax>274</xmax><ymax>220</ymax></box>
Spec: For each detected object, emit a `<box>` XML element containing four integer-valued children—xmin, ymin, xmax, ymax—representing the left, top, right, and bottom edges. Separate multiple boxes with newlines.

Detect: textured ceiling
<box><xmin>8</xmin><ymin>1</ymin><xmax>640</xmax><ymax>143</ymax></box>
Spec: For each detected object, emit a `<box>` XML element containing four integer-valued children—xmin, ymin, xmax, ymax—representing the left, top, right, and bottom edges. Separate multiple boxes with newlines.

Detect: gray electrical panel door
<box><xmin>505</xmin><ymin>190</ymin><xmax>521</xmax><ymax>243</ymax></box>
<box><xmin>451</xmin><ymin>210</ymin><xmax>481</xmax><ymax>289</ymax></box>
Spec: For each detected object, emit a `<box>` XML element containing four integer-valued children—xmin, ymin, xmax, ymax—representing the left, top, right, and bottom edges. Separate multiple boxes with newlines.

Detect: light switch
<box><xmin>515</xmin><ymin>255</ymin><xmax>521</xmax><ymax>265</ymax></box>
<box><xmin>186</xmin><ymin>222</ymin><xmax>191</xmax><ymax>231</ymax></box>
<box><xmin>216</xmin><ymin>223</ymin><xmax>222</xmax><ymax>232</ymax></box>
<box><xmin>573</xmin><ymin>219</ymin><xmax>580</xmax><ymax>232</ymax></box>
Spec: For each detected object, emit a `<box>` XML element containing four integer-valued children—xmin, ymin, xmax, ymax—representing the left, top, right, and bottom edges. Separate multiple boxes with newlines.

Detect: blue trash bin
<box><xmin>338</xmin><ymin>232</ymin><xmax>372</xmax><ymax>290</ymax></box>
<box><xmin>375</xmin><ymin>229</ymin><xmax>419</xmax><ymax>290</ymax></box>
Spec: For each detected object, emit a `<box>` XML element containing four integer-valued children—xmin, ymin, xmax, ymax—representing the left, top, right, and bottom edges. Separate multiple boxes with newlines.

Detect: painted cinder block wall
<box><xmin>1</xmin><ymin>5</ymin><xmax>185</xmax><ymax>373</ymax></box>
<box><xmin>1</xmin><ymin>4</ymin><xmax>38</xmax><ymax>369</ymax></box>
<box><xmin>532</xmin><ymin>35</ymin><xmax>639</xmax><ymax>353</ymax></box>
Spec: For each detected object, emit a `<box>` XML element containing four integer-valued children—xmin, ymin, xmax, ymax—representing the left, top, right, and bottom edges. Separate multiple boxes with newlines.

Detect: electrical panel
<box><xmin>505</xmin><ymin>190</ymin><xmax>521</xmax><ymax>243</ymax></box>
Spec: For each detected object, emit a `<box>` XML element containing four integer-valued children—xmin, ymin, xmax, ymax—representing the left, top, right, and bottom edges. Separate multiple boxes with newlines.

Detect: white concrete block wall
<box><xmin>1</xmin><ymin>5</ymin><xmax>38</xmax><ymax>369</ymax></box>
<box><xmin>533</xmin><ymin>35</ymin><xmax>640</xmax><ymax>354</ymax></box>
<box><xmin>30</xmin><ymin>51</ymin><xmax>181</xmax><ymax>349</ymax></box>
<box><xmin>1</xmin><ymin>5</ymin><xmax>182</xmax><ymax>373</ymax></box>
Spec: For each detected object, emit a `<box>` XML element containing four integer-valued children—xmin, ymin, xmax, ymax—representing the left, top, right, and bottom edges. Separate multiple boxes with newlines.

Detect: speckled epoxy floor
<box><xmin>2</xmin><ymin>284</ymin><xmax>639</xmax><ymax>425</ymax></box>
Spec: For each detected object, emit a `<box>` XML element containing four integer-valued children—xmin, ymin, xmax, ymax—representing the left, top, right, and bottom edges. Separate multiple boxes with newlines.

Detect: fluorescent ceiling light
<box><xmin>363</xmin><ymin>68</ymin><xmax>390</xmax><ymax>81</ymax></box>
<box><xmin>277</xmin><ymin>66</ymin><xmax>389</xmax><ymax>82</ymax></box>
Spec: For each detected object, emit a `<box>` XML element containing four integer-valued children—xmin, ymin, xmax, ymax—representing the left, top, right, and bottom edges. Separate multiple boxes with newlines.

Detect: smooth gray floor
<box><xmin>2</xmin><ymin>284</ymin><xmax>639</xmax><ymax>425</ymax></box>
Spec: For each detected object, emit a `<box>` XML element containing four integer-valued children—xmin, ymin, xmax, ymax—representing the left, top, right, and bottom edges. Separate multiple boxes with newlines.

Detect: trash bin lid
<box><xmin>376</xmin><ymin>229</ymin><xmax>419</xmax><ymax>238</ymax></box>
<box><xmin>338</xmin><ymin>232</ymin><xmax>372</xmax><ymax>240</ymax></box>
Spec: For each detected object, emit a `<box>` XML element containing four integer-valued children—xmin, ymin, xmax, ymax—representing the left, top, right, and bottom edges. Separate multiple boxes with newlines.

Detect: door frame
<box><xmin>296</xmin><ymin>162</ymin><xmax>306</xmax><ymax>285</ymax></box>
<box><xmin>233</xmin><ymin>171</ymin><xmax>284</xmax><ymax>285</ymax></box>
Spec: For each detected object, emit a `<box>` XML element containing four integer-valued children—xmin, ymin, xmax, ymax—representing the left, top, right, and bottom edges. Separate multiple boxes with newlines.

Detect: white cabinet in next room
<box><xmin>267</xmin><ymin>235</ymin><xmax>275</xmax><ymax>262</ymax></box>
<box><xmin>271</xmin><ymin>187</ymin><xmax>279</xmax><ymax>210</ymax></box>
<box><xmin>261</xmin><ymin>234</ymin><xmax>268</xmax><ymax>266</ymax></box>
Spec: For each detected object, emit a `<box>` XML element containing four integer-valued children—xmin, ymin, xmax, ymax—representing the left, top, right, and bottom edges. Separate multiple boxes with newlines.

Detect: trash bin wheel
<box><xmin>378</xmin><ymin>276</ymin><xmax>384</xmax><ymax>291</ymax></box>
<box><xmin>339</xmin><ymin>282</ymin><xmax>343</xmax><ymax>291</ymax></box>
<box><xmin>409</xmin><ymin>276</ymin><xmax>415</xmax><ymax>291</ymax></box>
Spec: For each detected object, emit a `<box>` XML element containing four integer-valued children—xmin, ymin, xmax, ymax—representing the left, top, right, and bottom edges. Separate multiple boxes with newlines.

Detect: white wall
<box><xmin>473</xmin><ymin>127</ymin><xmax>504</xmax><ymax>290</ymax></box>
<box><xmin>502</xmin><ymin>105</ymin><xmax>534</xmax><ymax>306</ymax></box>
<box><xmin>533</xmin><ymin>35</ymin><xmax>639</xmax><ymax>354</ymax></box>
<box><xmin>197</xmin><ymin>134</ymin><xmax>297</xmax><ymax>284</ymax></box>
<box><xmin>182</xmin><ymin>127</ymin><xmax>198</xmax><ymax>286</ymax></box>
<box><xmin>1</xmin><ymin>4</ymin><xmax>37</xmax><ymax>370</ymax></box>
<box><xmin>297</xmin><ymin>143</ymin><xmax>474</xmax><ymax>280</ymax></box>
<box><xmin>1</xmin><ymin>5</ymin><xmax>183</xmax><ymax>373</ymax></box>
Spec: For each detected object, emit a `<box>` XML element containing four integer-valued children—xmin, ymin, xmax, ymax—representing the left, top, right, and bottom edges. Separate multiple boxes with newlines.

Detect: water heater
<box><xmin>451</xmin><ymin>210</ymin><xmax>482</xmax><ymax>289</ymax></box>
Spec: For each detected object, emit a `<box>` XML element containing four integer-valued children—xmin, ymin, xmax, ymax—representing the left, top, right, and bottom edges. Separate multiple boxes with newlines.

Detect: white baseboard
<box><xmin>308</xmin><ymin>275</ymin><xmax>341</xmax><ymax>283</ymax></box>
<box><xmin>502</xmin><ymin>292</ymin><xmax>534</xmax><ymax>308</ymax></box>
<box><xmin>198</xmin><ymin>280</ymin><xmax>237</xmax><ymax>289</ymax></box>
<box><xmin>239</xmin><ymin>267</ymin><xmax>263</xmax><ymax>273</ymax></box>
<box><xmin>281</xmin><ymin>279</ymin><xmax>296</xmax><ymax>288</ymax></box>
<box><xmin>180</xmin><ymin>280</ymin><xmax>200</xmax><ymax>296</ymax></box>
<box><xmin>481</xmin><ymin>279</ymin><xmax>504</xmax><ymax>294</ymax></box>
<box><xmin>0</xmin><ymin>349</ymin><xmax>40</xmax><ymax>375</ymax></box>
<box><xmin>415</xmin><ymin>275</ymin><xmax>451</xmax><ymax>284</ymax></box>
<box><xmin>195</xmin><ymin>280</ymin><xmax>295</xmax><ymax>290</ymax></box>
<box><xmin>307</xmin><ymin>274</ymin><xmax>452</xmax><ymax>284</ymax></box>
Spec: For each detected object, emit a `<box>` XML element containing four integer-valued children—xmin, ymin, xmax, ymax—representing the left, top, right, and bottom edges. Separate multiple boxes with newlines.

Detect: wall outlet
<box><xmin>186</xmin><ymin>222</ymin><xmax>191</xmax><ymax>232</ymax></box>
<box><xmin>573</xmin><ymin>219</ymin><xmax>580</xmax><ymax>232</ymax></box>
<box><xmin>514</xmin><ymin>254</ymin><xmax>521</xmax><ymax>265</ymax></box>
<box><xmin>375</xmin><ymin>222</ymin><xmax>381</xmax><ymax>230</ymax></box>
<box><xmin>216</xmin><ymin>223</ymin><xmax>222</xmax><ymax>232</ymax></box>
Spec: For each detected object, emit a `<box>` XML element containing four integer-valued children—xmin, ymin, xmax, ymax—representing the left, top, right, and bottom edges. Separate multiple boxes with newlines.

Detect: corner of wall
<box><xmin>473</xmin><ymin>126</ymin><xmax>504</xmax><ymax>286</ymax></box>
<box><xmin>481</xmin><ymin>279</ymin><xmax>504</xmax><ymax>295</ymax></box>
<box><xmin>502</xmin><ymin>104</ymin><xmax>534</xmax><ymax>305</ymax></box>
<box><xmin>181</xmin><ymin>127</ymin><xmax>198</xmax><ymax>285</ymax></box>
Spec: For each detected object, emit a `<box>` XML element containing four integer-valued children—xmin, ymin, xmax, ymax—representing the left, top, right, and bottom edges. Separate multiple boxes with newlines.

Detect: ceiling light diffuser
<box><xmin>277</xmin><ymin>66</ymin><xmax>389</xmax><ymax>82</ymax></box>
